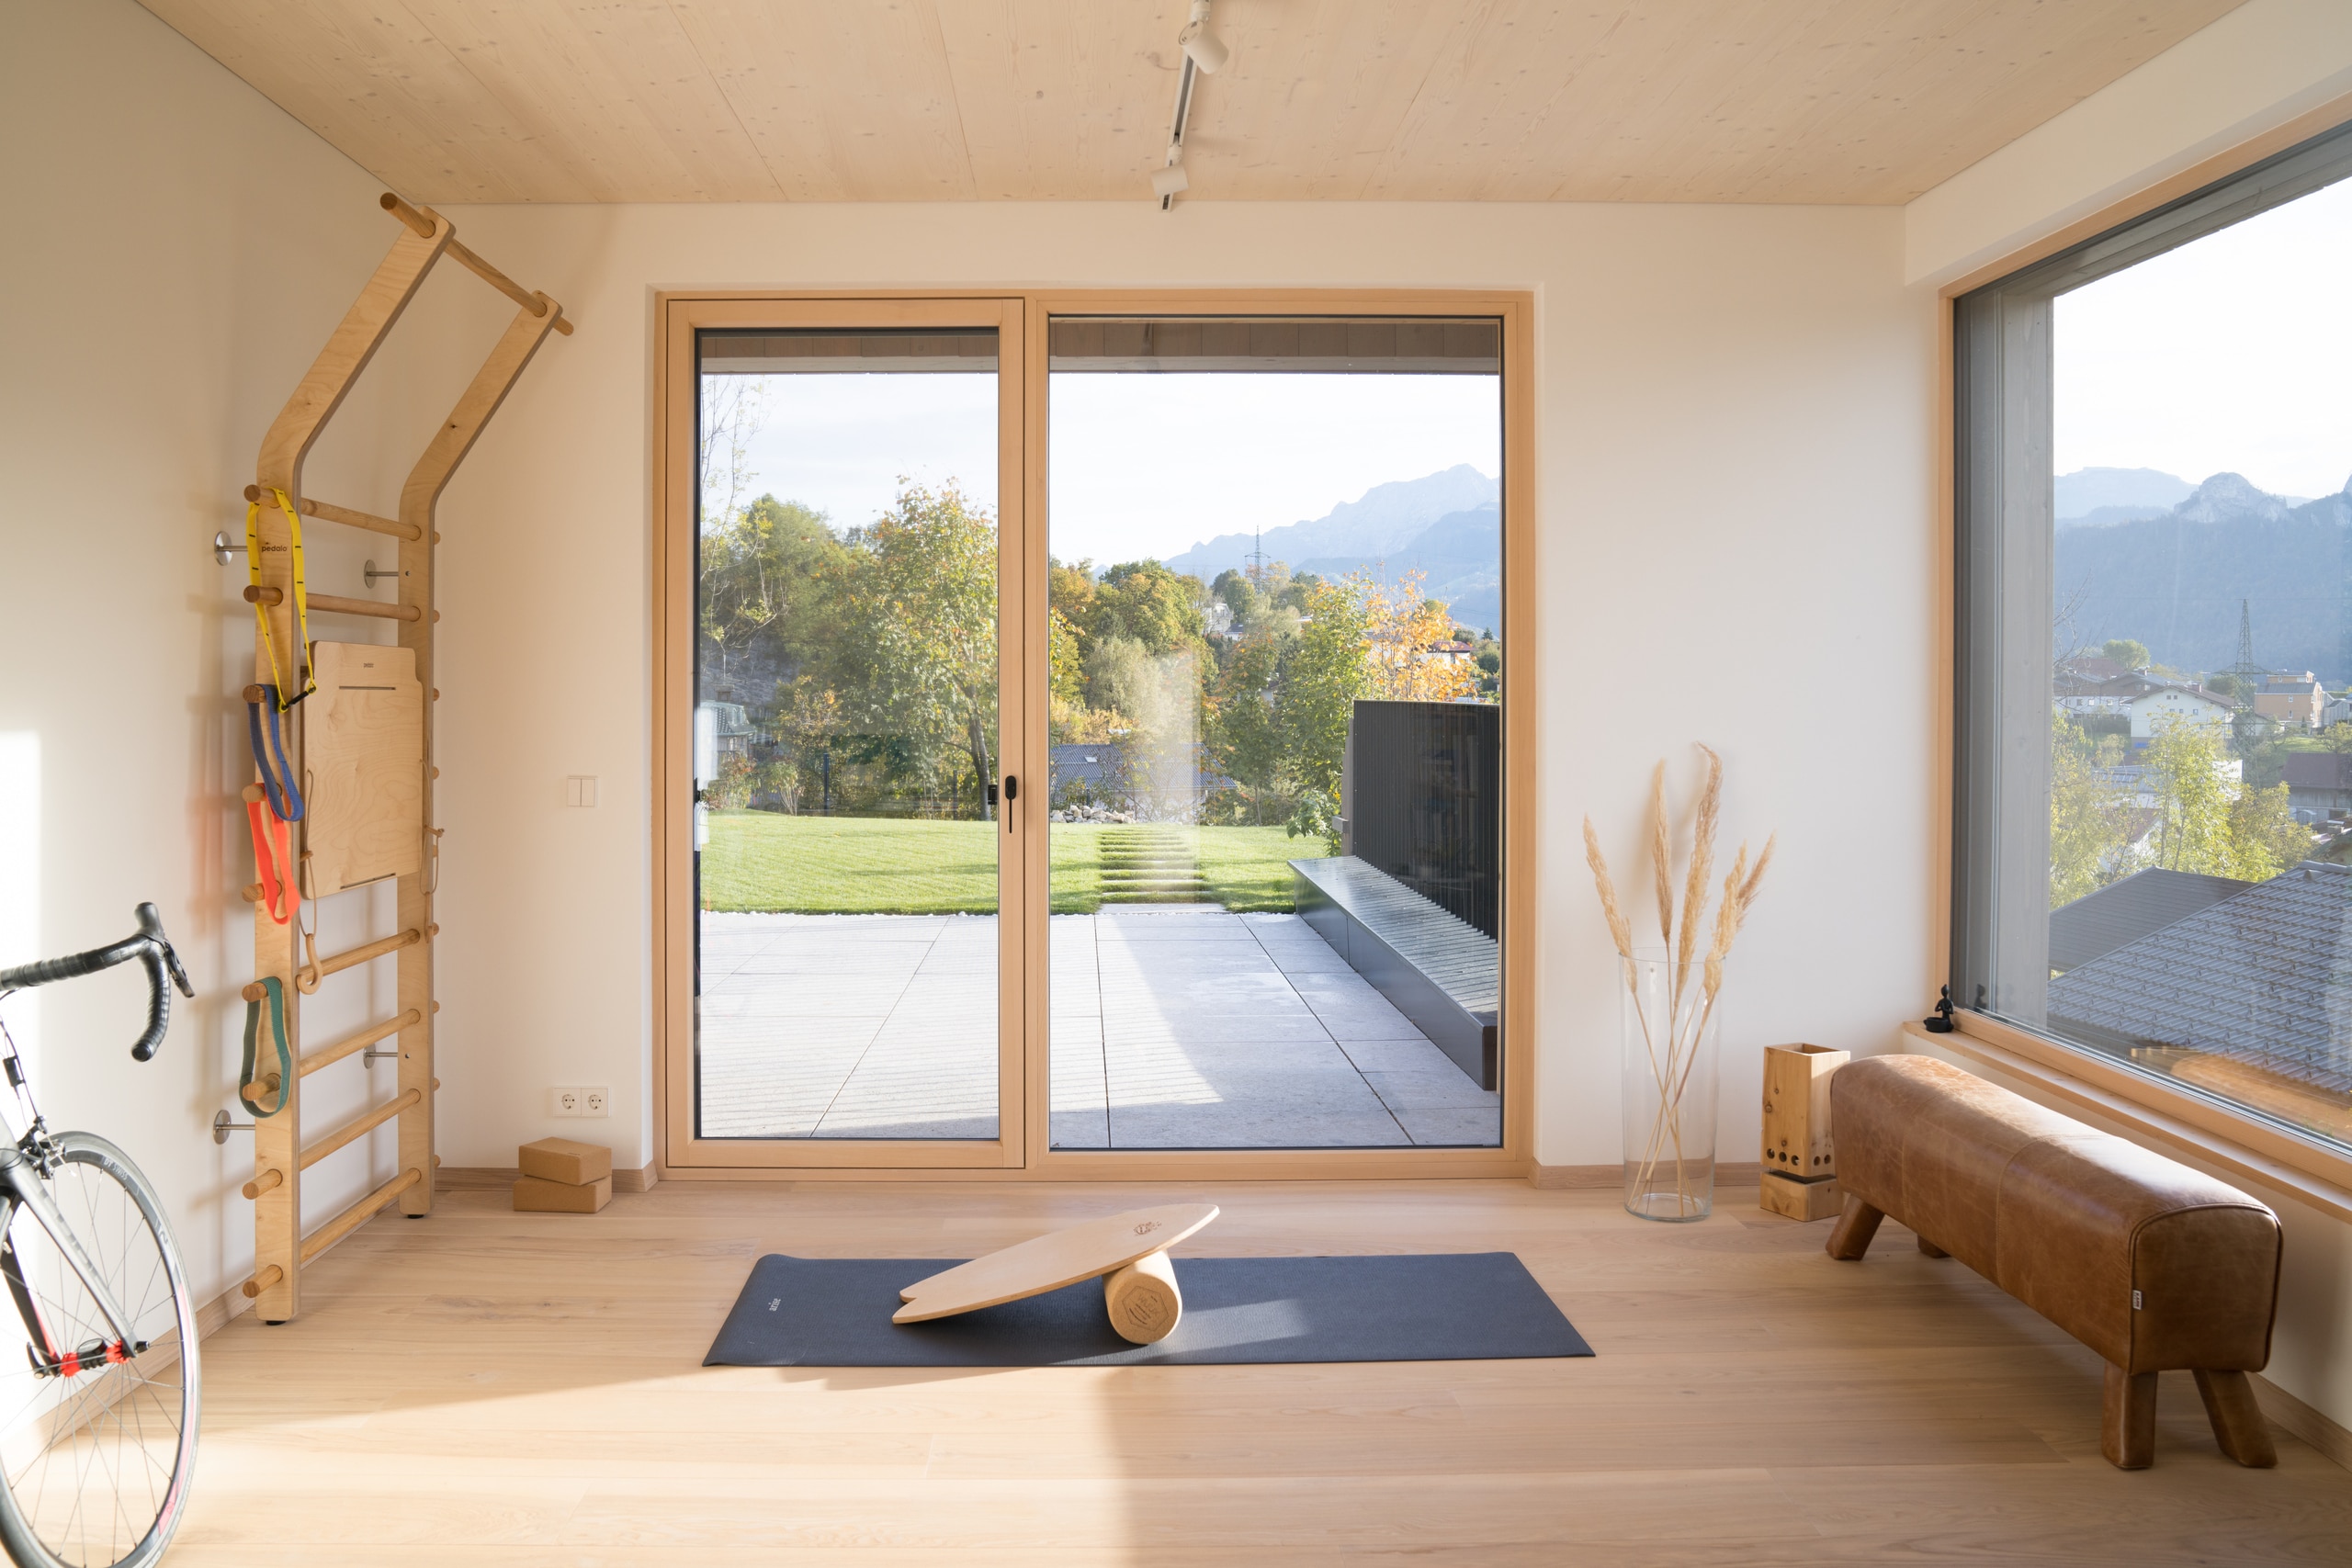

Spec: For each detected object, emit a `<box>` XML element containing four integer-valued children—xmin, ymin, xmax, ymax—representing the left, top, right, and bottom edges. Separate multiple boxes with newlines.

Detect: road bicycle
<box><xmin>0</xmin><ymin>906</ymin><xmax>198</xmax><ymax>1568</ymax></box>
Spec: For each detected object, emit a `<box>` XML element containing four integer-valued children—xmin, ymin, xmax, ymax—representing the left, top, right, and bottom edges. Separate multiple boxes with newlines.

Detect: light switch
<box><xmin>566</xmin><ymin>775</ymin><xmax>598</xmax><ymax>808</ymax></box>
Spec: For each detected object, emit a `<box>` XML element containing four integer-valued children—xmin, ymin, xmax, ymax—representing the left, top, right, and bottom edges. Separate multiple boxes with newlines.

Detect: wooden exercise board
<box><xmin>893</xmin><ymin>1203</ymin><xmax>1219</xmax><ymax>1324</ymax></box>
<box><xmin>303</xmin><ymin>641</ymin><xmax>424</xmax><ymax>894</ymax></box>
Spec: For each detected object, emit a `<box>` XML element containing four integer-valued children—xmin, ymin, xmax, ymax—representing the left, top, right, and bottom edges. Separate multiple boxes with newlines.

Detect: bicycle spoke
<box><xmin>0</xmin><ymin>1143</ymin><xmax>194</xmax><ymax>1566</ymax></box>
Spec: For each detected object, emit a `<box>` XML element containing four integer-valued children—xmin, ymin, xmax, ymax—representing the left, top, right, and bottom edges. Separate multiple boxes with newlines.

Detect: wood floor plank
<box><xmin>178</xmin><ymin>1180</ymin><xmax>2346</xmax><ymax>1563</ymax></box>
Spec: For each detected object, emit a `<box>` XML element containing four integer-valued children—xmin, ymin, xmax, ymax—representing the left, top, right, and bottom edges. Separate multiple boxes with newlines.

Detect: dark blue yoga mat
<box><xmin>704</xmin><ymin>1252</ymin><xmax>1591</xmax><ymax>1367</ymax></box>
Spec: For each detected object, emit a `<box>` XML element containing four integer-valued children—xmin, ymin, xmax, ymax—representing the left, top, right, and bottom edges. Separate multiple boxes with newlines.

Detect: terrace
<box><xmin>697</xmin><ymin>903</ymin><xmax>1501</xmax><ymax>1147</ymax></box>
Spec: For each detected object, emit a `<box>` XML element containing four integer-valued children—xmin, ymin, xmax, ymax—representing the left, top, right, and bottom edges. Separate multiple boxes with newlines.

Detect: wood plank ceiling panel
<box><xmin>136</xmin><ymin>0</ymin><xmax>2246</xmax><ymax>204</ymax></box>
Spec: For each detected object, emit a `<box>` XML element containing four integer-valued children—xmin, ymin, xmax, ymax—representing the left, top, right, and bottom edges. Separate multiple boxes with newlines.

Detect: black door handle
<box><xmin>1003</xmin><ymin>773</ymin><xmax>1017</xmax><ymax>832</ymax></box>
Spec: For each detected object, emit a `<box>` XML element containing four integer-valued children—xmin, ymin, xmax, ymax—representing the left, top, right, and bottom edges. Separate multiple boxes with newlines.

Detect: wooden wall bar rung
<box><xmin>300</xmin><ymin>1168</ymin><xmax>423</xmax><ymax>1265</ymax></box>
<box><xmin>243</xmin><ymin>1168</ymin><xmax>283</xmax><ymax>1200</ymax></box>
<box><xmin>241</xmin><ymin>486</ymin><xmax>420</xmax><ymax>541</ymax></box>
<box><xmin>302</xmin><ymin>1009</ymin><xmax>420</xmax><ymax>1077</ymax></box>
<box><xmin>300</xmin><ymin>1089</ymin><xmax>423</xmax><ymax>1171</ymax></box>
<box><xmin>293</xmin><ymin>923</ymin><xmax>435</xmax><ymax>993</ymax></box>
<box><xmin>379</xmin><ymin>194</ymin><xmax>573</xmax><ymax>336</ymax></box>
<box><xmin>240</xmin><ymin>585</ymin><xmax>423</xmax><ymax>623</ymax></box>
<box><xmin>240</xmin><ymin>1264</ymin><xmax>285</xmax><ymax>1301</ymax></box>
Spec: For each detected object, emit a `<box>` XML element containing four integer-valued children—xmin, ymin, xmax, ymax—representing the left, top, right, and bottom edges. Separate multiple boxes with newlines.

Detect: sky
<box><xmin>718</xmin><ymin>371</ymin><xmax>1500</xmax><ymax>567</ymax></box>
<box><xmin>2055</xmin><ymin>173</ymin><xmax>2352</xmax><ymax>500</ymax></box>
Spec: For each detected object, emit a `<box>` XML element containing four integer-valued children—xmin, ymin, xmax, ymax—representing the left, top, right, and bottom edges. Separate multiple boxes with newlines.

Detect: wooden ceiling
<box><xmin>140</xmin><ymin>1</ymin><xmax>2244</xmax><ymax>205</ymax></box>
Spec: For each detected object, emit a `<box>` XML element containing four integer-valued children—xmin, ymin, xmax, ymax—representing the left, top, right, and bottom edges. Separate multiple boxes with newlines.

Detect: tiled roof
<box><xmin>2048</xmin><ymin>868</ymin><xmax>2252</xmax><ymax>973</ymax></box>
<box><xmin>2048</xmin><ymin>862</ymin><xmax>2352</xmax><ymax>1097</ymax></box>
<box><xmin>2280</xmin><ymin>753</ymin><xmax>2352</xmax><ymax>790</ymax></box>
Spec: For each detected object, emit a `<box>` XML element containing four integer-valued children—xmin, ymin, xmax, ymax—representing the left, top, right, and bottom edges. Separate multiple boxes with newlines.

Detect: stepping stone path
<box><xmin>1097</xmin><ymin>826</ymin><xmax>1210</xmax><ymax>903</ymax></box>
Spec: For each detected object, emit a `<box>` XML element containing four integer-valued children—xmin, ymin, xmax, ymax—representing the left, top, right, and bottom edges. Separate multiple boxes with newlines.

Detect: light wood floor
<box><xmin>180</xmin><ymin>1179</ymin><xmax>2349</xmax><ymax>1565</ymax></box>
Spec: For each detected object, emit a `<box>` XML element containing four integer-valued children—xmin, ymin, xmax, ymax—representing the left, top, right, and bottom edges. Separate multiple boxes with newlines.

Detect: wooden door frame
<box><xmin>652</xmin><ymin>288</ymin><xmax>1537</xmax><ymax>1180</ymax></box>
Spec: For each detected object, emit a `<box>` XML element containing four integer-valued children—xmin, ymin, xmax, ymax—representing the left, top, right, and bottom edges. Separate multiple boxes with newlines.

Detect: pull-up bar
<box><xmin>379</xmin><ymin>193</ymin><xmax>573</xmax><ymax>336</ymax></box>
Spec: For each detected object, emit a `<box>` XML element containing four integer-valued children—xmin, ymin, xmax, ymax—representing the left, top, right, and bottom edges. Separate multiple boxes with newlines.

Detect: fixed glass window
<box><xmin>1952</xmin><ymin>123</ymin><xmax>2352</xmax><ymax>1159</ymax></box>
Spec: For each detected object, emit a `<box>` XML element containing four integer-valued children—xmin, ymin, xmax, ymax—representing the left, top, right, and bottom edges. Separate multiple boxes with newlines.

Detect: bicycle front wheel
<box><xmin>0</xmin><ymin>1134</ymin><xmax>198</xmax><ymax>1568</ymax></box>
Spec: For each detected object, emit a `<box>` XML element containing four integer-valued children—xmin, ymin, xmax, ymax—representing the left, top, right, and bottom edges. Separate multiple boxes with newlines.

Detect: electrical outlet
<box><xmin>584</xmin><ymin>1088</ymin><xmax>608</xmax><ymax>1117</ymax></box>
<box><xmin>549</xmin><ymin>1086</ymin><xmax>610</xmax><ymax>1118</ymax></box>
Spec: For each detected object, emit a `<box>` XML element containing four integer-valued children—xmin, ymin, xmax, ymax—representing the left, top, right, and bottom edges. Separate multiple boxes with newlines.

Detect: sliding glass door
<box><xmin>1044</xmin><ymin>318</ymin><xmax>1507</xmax><ymax>1149</ymax></box>
<box><xmin>660</xmin><ymin>294</ymin><xmax>1527</xmax><ymax>1174</ymax></box>
<box><xmin>668</xmin><ymin>299</ymin><xmax>1028</xmax><ymax>1167</ymax></box>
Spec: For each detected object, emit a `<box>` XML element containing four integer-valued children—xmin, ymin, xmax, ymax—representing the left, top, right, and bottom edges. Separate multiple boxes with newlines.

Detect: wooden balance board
<box><xmin>893</xmin><ymin>1203</ymin><xmax>1219</xmax><ymax>1345</ymax></box>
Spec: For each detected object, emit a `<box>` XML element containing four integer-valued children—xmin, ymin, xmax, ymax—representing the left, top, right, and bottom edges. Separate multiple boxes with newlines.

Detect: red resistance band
<box><xmin>243</xmin><ymin>784</ymin><xmax>299</xmax><ymax>927</ymax></box>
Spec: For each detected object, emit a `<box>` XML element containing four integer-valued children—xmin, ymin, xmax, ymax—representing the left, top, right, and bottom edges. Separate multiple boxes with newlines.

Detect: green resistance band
<box><xmin>240</xmin><ymin>976</ymin><xmax>292</xmax><ymax>1118</ymax></box>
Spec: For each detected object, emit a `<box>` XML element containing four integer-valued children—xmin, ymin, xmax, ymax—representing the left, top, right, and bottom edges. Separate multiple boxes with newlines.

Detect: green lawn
<box><xmin>700</xmin><ymin>812</ymin><xmax>1314</xmax><ymax>914</ymax></box>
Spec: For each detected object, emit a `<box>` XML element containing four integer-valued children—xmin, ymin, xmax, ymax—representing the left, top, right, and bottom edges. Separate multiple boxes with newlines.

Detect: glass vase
<box><xmin>1621</xmin><ymin>953</ymin><xmax>1720</xmax><ymax>1222</ymax></box>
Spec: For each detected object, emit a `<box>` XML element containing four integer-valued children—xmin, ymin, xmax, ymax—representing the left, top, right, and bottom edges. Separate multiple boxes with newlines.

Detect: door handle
<box><xmin>1003</xmin><ymin>773</ymin><xmax>1017</xmax><ymax>832</ymax></box>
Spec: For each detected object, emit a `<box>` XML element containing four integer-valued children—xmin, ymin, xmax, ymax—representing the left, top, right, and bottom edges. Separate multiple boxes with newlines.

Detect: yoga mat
<box><xmin>704</xmin><ymin>1252</ymin><xmax>1592</xmax><ymax>1368</ymax></box>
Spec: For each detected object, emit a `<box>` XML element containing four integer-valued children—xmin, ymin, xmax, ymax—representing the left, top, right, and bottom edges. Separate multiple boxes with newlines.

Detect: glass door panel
<box><xmin>693</xmin><ymin>326</ymin><xmax>1004</xmax><ymax>1141</ymax></box>
<box><xmin>1044</xmin><ymin>318</ymin><xmax>1508</xmax><ymax>1149</ymax></box>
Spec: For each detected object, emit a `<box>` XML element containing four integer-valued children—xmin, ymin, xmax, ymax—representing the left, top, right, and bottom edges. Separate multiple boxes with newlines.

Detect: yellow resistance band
<box><xmin>245</xmin><ymin>487</ymin><xmax>314</xmax><ymax>710</ymax></box>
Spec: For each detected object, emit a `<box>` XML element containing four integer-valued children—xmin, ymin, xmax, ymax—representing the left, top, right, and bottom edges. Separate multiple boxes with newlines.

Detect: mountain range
<box><xmin>1163</xmin><ymin>465</ymin><xmax>1503</xmax><ymax>634</ymax></box>
<box><xmin>2055</xmin><ymin>468</ymin><xmax>2351</xmax><ymax>682</ymax></box>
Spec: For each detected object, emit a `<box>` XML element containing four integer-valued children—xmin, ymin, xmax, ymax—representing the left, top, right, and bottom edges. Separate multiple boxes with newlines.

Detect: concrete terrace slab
<box><xmin>694</xmin><ymin>910</ymin><xmax>1503</xmax><ymax>1147</ymax></box>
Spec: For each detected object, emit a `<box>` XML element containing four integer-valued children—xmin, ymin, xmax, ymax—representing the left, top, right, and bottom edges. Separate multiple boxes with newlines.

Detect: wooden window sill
<box><xmin>1896</xmin><ymin>1016</ymin><xmax>2352</xmax><ymax>1224</ymax></box>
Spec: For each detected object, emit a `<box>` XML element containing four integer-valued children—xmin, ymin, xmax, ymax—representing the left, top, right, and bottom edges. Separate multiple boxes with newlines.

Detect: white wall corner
<box><xmin>1904</xmin><ymin>0</ymin><xmax>2352</xmax><ymax>289</ymax></box>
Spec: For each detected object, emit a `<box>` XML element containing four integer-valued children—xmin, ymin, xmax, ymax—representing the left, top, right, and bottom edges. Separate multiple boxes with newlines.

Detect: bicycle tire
<box><xmin>0</xmin><ymin>1136</ymin><xmax>198</xmax><ymax>1568</ymax></box>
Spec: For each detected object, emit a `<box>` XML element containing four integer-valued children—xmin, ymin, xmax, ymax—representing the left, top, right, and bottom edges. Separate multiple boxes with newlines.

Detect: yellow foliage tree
<box><xmin>1351</xmin><ymin>569</ymin><xmax>1476</xmax><ymax>703</ymax></box>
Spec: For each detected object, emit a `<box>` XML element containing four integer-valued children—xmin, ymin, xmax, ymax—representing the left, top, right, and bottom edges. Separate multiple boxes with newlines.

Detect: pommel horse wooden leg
<box><xmin>1102</xmin><ymin>1250</ymin><xmax>1182</xmax><ymax>1344</ymax></box>
<box><xmin>1826</xmin><ymin>1193</ymin><xmax>1884</xmax><ymax>1260</ymax></box>
<box><xmin>2193</xmin><ymin>1369</ymin><xmax>2278</xmax><ymax>1468</ymax></box>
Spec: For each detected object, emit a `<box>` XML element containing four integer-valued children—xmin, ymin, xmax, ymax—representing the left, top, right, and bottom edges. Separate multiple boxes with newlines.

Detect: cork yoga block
<box><xmin>514</xmin><ymin>1174</ymin><xmax>612</xmax><ymax>1213</ymax></box>
<box><xmin>518</xmin><ymin>1137</ymin><xmax>612</xmax><ymax>1187</ymax></box>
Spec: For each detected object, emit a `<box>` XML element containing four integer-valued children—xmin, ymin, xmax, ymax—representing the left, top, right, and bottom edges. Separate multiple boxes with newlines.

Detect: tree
<box><xmin>1352</xmin><ymin>569</ymin><xmax>1476</xmax><ymax>703</ymax></box>
<box><xmin>699</xmin><ymin>494</ymin><xmax>842</xmax><ymax>689</ymax></box>
<box><xmin>1048</xmin><ymin>611</ymin><xmax>1081</xmax><ymax>715</ymax></box>
<box><xmin>2142</xmin><ymin>715</ymin><xmax>2310</xmax><ymax>881</ymax></box>
<box><xmin>1083</xmin><ymin>635</ymin><xmax>1155</xmax><ymax>724</ymax></box>
<box><xmin>1093</xmin><ymin>559</ymin><xmax>1210</xmax><ymax>655</ymax></box>
<box><xmin>2103</xmin><ymin>637</ymin><xmax>2150</xmax><ymax>670</ymax></box>
<box><xmin>1206</xmin><ymin>631</ymin><xmax>1284</xmax><ymax>821</ymax></box>
<box><xmin>2049</xmin><ymin>712</ymin><xmax>2131</xmax><ymax>906</ymax></box>
<box><xmin>2228</xmin><ymin>780</ymin><xmax>2309</xmax><ymax>882</ymax></box>
<box><xmin>1278</xmin><ymin>578</ymin><xmax>1368</xmax><ymax>797</ymax></box>
<box><xmin>2145</xmin><ymin>716</ymin><xmax>2241</xmax><ymax>875</ymax></box>
<box><xmin>841</xmin><ymin>483</ymin><xmax>999</xmax><ymax>815</ymax></box>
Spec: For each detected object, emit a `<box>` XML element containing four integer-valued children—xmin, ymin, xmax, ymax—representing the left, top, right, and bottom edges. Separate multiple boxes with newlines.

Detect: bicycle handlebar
<box><xmin>0</xmin><ymin>904</ymin><xmax>195</xmax><ymax>1061</ymax></box>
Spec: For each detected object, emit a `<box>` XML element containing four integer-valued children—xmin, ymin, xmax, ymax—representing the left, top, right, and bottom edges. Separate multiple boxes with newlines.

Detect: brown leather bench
<box><xmin>1826</xmin><ymin>1054</ymin><xmax>2282</xmax><ymax>1469</ymax></box>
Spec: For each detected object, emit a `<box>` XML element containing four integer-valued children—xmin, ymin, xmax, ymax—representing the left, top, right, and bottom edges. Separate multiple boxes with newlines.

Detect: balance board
<box><xmin>893</xmin><ymin>1203</ymin><xmax>1219</xmax><ymax>1344</ymax></box>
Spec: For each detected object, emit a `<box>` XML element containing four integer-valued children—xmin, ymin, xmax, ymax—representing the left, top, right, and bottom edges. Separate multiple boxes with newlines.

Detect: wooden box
<box><xmin>1758</xmin><ymin>1168</ymin><xmax>1845</xmax><ymax>1222</ymax></box>
<box><xmin>1761</xmin><ymin>1043</ymin><xmax>1848</xmax><ymax>1181</ymax></box>
<box><xmin>518</xmin><ymin>1136</ymin><xmax>612</xmax><ymax>1187</ymax></box>
<box><xmin>514</xmin><ymin>1174</ymin><xmax>612</xmax><ymax>1213</ymax></box>
<box><xmin>303</xmin><ymin>641</ymin><xmax>424</xmax><ymax>894</ymax></box>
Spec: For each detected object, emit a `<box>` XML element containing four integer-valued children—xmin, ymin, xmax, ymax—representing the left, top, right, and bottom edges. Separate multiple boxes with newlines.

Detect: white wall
<box><xmin>392</xmin><ymin>198</ymin><xmax>1939</xmax><ymax>1175</ymax></box>
<box><xmin>1906</xmin><ymin>0</ymin><xmax>2352</xmax><ymax>287</ymax></box>
<box><xmin>0</xmin><ymin>0</ymin><xmax>440</xmax><ymax>1314</ymax></box>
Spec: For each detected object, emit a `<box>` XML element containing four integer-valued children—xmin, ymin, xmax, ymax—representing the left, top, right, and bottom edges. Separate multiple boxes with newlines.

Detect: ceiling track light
<box><xmin>1179</xmin><ymin>0</ymin><xmax>1229</xmax><ymax>75</ymax></box>
<box><xmin>1152</xmin><ymin>1</ymin><xmax>1228</xmax><ymax>209</ymax></box>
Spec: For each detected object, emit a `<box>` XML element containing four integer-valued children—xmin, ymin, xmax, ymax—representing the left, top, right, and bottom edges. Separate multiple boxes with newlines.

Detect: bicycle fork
<box><xmin>0</xmin><ymin>1145</ymin><xmax>141</xmax><ymax>1378</ymax></box>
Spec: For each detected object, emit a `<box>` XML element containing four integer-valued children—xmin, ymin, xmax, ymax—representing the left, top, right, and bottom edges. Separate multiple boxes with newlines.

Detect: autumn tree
<box><xmin>1353</xmin><ymin>570</ymin><xmax>1476</xmax><ymax>703</ymax></box>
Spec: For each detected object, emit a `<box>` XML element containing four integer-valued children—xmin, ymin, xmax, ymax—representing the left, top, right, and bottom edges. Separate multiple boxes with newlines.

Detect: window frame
<box><xmin>1948</xmin><ymin>119</ymin><xmax>2352</xmax><ymax>1205</ymax></box>
<box><xmin>651</xmin><ymin>288</ymin><xmax>1538</xmax><ymax>1181</ymax></box>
